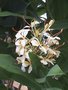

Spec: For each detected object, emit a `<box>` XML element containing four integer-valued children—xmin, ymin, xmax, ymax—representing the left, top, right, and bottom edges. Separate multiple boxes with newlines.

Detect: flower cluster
<box><xmin>15</xmin><ymin>20</ymin><xmax>61</xmax><ymax>73</ymax></box>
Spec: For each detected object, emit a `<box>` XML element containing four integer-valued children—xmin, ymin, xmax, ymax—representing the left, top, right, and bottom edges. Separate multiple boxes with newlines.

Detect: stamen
<box><xmin>55</xmin><ymin>42</ymin><xmax>65</xmax><ymax>50</ymax></box>
<box><xmin>53</xmin><ymin>29</ymin><xmax>63</xmax><ymax>37</ymax></box>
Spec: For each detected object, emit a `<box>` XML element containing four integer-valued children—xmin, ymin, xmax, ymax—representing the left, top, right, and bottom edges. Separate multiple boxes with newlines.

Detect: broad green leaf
<box><xmin>35</xmin><ymin>64</ymin><xmax>64</xmax><ymax>83</ymax></box>
<box><xmin>51</xmin><ymin>20</ymin><xmax>68</xmax><ymax>30</ymax></box>
<box><xmin>29</xmin><ymin>52</ymin><xmax>49</xmax><ymax>83</ymax></box>
<box><xmin>46</xmin><ymin>77</ymin><xmax>63</xmax><ymax>89</ymax></box>
<box><xmin>0</xmin><ymin>54</ymin><xmax>41</xmax><ymax>90</ymax></box>
<box><xmin>46</xmin><ymin>88</ymin><xmax>62</xmax><ymax>90</ymax></box>
<box><xmin>0</xmin><ymin>11</ymin><xmax>32</xmax><ymax>19</ymax></box>
<box><xmin>29</xmin><ymin>52</ymin><xmax>42</xmax><ymax>76</ymax></box>
<box><xmin>35</xmin><ymin>76</ymin><xmax>46</xmax><ymax>83</ymax></box>
<box><xmin>57</xmin><ymin>44</ymin><xmax>68</xmax><ymax>73</ymax></box>
<box><xmin>47</xmin><ymin>0</ymin><xmax>68</xmax><ymax>20</ymax></box>
<box><xmin>47</xmin><ymin>64</ymin><xmax>64</xmax><ymax>77</ymax></box>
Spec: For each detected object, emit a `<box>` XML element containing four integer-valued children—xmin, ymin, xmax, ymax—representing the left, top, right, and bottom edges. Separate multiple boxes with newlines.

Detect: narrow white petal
<box><xmin>19</xmin><ymin>48</ymin><xmax>25</xmax><ymax>55</ymax></box>
<box><xmin>24</xmin><ymin>26</ymin><xmax>30</xmax><ymax>29</ymax></box>
<box><xmin>15</xmin><ymin>33</ymin><xmax>21</xmax><ymax>39</ymax></box>
<box><xmin>31</xmin><ymin>37</ymin><xmax>40</xmax><ymax>46</ymax></box>
<box><xmin>16</xmin><ymin>56</ymin><xmax>25</xmax><ymax>63</ymax></box>
<box><xmin>40</xmin><ymin>60</ymin><xmax>48</xmax><ymax>65</ymax></box>
<box><xmin>16</xmin><ymin>46</ymin><xmax>20</xmax><ymax>53</ymax></box>
<box><xmin>15</xmin><ymin>28</ymin><xmax>30</xmax><ymax>39</ymax></box>
<box><xmin>15</xmin><ymin>30</ymin><xmax>22</xmax><ymax>39</ymax></box>
<box><xmin>22</xmin><ymin>61</ymin><xmax>29</xmax><ymax>67</ymax></box>
<box><xmin>21</xmin><ymin>39</ymin><xmax>27</xmax><ymax>47</ymax></box>
<box><xmin>54</xmin><ymin>36</ymin><xmax>60</xmax><ymax>40</ymax></box>
<box><xmin>21</xmin><ymin>29</ymin><xmax>30</xmax><ymax>37</ymax></box>
<box><xmin>46</xmin><ymin>59</ymin><xmax>55</xmax><ymax>65</ymax></box>
<box><xmin>15</xmin><ymin>40</ymin><xmax>21</xmax><ymax>46</ymax></box>
<box><xmin>25</xmin><ymin>52</ymin><xmax>30</xmax><ymax>60</ymax></box>
<box><xmin>21</xmin><ymin>66</ymin><xmax>26</xmax><ymax>72</ymax></box>
<box><xmin>28</xmin><ymin>65</ymin><xmax>32</xmax><ymax>73</ymax></box>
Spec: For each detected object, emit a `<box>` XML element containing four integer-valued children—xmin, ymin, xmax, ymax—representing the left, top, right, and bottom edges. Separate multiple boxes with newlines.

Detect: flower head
<box><xmin>15</xmin><ymin>20</ymin><xmax>62</xmax><ymax>73</ymax></box>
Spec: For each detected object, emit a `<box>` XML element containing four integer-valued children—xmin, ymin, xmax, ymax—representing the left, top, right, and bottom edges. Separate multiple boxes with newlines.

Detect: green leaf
<box><xmin>51</xmin><ymin>19</ymin><xmax>68</xmax><ymax>30</ymax></box>
<box><xmin>57</xmin><ymin>44</ymin><xmax>68</xmax><ymax>73</ymax></box>
<box><xmin>46</xmin><ymin>88</ymin><xmax>62</xmax><ymax>90</ymax></box>
<box><xmin>0</xmin><ymin>11</ymin><xmax>32</xmax><ymax>19</ymax></box>
<box><xmin>47</xmin><ymin>64</ymin><xmax>64</xmax><ymax>77</ymax></box>
<box><xmin>35</xmin><ymin>76</ymin><xmax>46</xmax><ymax>83</ymax></box>
<box><xmin>0</xmin><ymin>54</ymin><xmax>41</xmax><ymax>90</ymax></box>
<box><xmin>36</xmin><ymin>64</ymin><xmax>65</xmax><ymax>83</ymax></box>
<box><xmin>29</xmin><ymin>52</ymin><xmax>42</xmax><ymax>76</ymax></box>
<box><xmin>46</xmin><ymin>77</ymin><xmax>63</xmax><ymax>89</ymax></box>
<box><xmin>47</xmin><ymin>0</ymin><xmax>68</xmax><ymax>20</ymax></box>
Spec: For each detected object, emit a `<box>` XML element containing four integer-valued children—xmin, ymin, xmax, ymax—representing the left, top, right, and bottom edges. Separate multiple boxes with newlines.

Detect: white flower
<box><xmin>17</xmin><ymin>51</ymin><xmax>32</xmax><ymax>73</ymax></box>
<box><xmin>46</xmin><ymin>36</ymin><xmax>60</xmax><ymax>46</ymax></box>
<box><xmin>15</xmin><ymin>22</ymin><xmax>61</xmax><ymax>74</ymax></box>
<box><xmin>21</xmin><ymin>52</ymin><xmax>32</xmax><ymax>73</ymax></box>
<box><xmin>16</xmin><ymin>46</ymin><xmax>25</xmax><ymax>56</ymax></box>
<box><xmin>31</xmin><ymin>37</ymin><xmax>40</xmax><ymax>46</ymax></box>
<box><xmin>40</xmin><ymin>56</ymin><xmax>55</xmax><ymax>65</ymax></box>
<box><xmin>21</xmin><ymin>63</ymin><xmax>32</xmax><ymax>73</ymax></box>
<box><xmin>15</xmin><ymin>39</ymin><xmax>27</xmax><ymax>56</ymax></box>
<box><xmin>15</xmin><ymin>26</ymin><xmax>30</xmax><ymax>40</ymax></box>
<box><xmin>15</xmin><ymin>39</ymin><xmax>27</xmax><ymax>47</ymax></box>
<box><xmin>16</xmin><ymin>56</ymin><xmax>25</xmax><ymax>64</ymax></box>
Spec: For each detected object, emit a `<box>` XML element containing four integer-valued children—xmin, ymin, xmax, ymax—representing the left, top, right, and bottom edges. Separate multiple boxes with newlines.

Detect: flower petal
<box><xmin>21</xmin><ymin>39</ymin><xmax>27</xmax><ymax>47</ymax></box>
<box><xmin>15</xmin><ymin>30</ymin><xmax>23</xmax><ymax>39</ymax></box>
<box><xmin>54</xmin><ymin>36</ymin><xmax>60</xmax><ymax>40</ymax></box>
<box><xmin>19</xmin><ymin>47</ymin><xmax>25</xmax><ymax>56</ymax></box>
<box><xmin>31</xmin><ymin>37</ymin><xmax>40</xmax><ymax>46</ymax></box>
<box><xmin>21</xmin><ymin>66</ymin><xmax>26</xmax><ymax>72</ymax></box>
<box><xmin>28</xmin><ymin>65</ymin><xmax>32</xmax><ymax>73</ymax></box>
<box><xmin>40</xmin><ymin>60</ymin><xmax>48</xmax><ymax>65</ymax></box>
<box><xmin>21</xmin><ymin>29</ymin><xmax>30</xmax><ymax>37</ymax></box>
<box><xmin>46</xmin><ymin>59</ymin><xmax>55</xmax><ymax>65</ymax></box>
<box><xmin>16</xmin><ymin>46</ymin><xmax>20</xmax><ymax>53</ymax></box>
<box><xmin>15</xmin><ymin>28</ymin><xmax>30</xmax><ymax>40</ymax></box>
<box><xmin>15</xmin><ymin>40</ymin><xmax>21</xmax><ymax>46</ymax></box>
